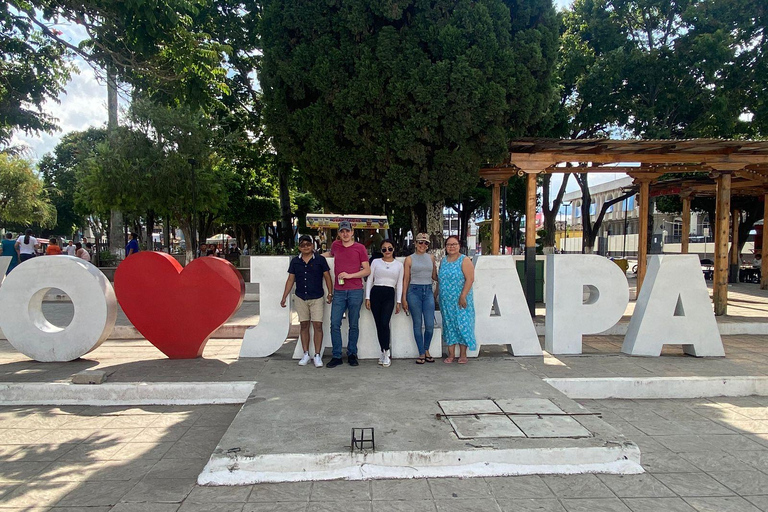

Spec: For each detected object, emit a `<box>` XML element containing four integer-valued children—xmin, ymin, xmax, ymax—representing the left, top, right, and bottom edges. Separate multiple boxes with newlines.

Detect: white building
<box><xmin>559</xmin><ymin>177</ymin><xmax>716</xmax><ymax>257</ymax></box>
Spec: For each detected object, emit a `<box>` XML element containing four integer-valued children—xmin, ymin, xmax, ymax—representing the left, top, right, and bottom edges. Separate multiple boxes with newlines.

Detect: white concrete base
<box><xmin>533</xmin><ymin>322</ymin><xmax>768</xmax><ymax>336</ymax></box>
<box><xmin>0</xmin><ymin>381</ymin><xmax>255</xmax><ymax>406</ymax></box>
<box><xmin>546</xmin><ymin>376</ymin><xmax>768</xmax><ymax>399</ymax></box>
<box><xmin>198</xmin><ymin>444</ymin><xmax>642</xmax><ymax>484</ymax></box>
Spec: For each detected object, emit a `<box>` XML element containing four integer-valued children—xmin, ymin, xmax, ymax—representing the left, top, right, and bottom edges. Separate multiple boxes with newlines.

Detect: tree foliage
<box><xmin>557</xmin><ymin>0</ymin><xmax>766</xmax><ymax>139</ymax></box>
<box><xmin>0</xmin><ymin>5</ymin><xmax>73</xmax><ymax>147</ymax></box>
<box><xmin>260</xmin><ymin>0</ymin><xmax>558</xmax><ymax>218</ymax></box>
<box><xmin>37</xmin><ymin>128</ymin><xmax>107</xmax><ymax>236</ymax></box>
<box><xmin>0</xmin><ymin>154</ymin><xmax>56</xmax><ymax>228</ymax></box>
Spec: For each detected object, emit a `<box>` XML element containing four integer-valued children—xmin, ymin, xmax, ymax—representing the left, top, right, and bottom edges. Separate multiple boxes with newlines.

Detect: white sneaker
<box><xmin>378</xmin><ymin>350</ymin><xmax>385</xmax><ymax>365</ymax></box>
<box><xmin>298</xmin><ymin>352</ymin><xmax>311</xmax><ymax>366</ymax></box>
<box><xmin>313</xmin><ymin>354</ymin><xmax>323</xmax><ymax>368</ymax></box>
<box><xmin>382</xmin><ymin>350</ymin><xmax>391</xmax><ymax>367</ymax></box>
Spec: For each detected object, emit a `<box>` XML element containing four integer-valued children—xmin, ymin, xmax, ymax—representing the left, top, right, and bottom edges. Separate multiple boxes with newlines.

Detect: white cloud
<box><xmin>14</xmin><ymin>57</ymin><xmax>109</xmax><ymax>162</ymax></box>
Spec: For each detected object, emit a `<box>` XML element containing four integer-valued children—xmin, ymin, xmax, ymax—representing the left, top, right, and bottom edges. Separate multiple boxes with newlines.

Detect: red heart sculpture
<box><xmin>114</xmin><ymin>252</ymin><xmax>245</xmax><ymax>359</ymax></box>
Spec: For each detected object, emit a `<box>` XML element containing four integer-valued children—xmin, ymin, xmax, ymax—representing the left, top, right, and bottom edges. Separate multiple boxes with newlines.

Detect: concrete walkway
<box><xmin>4</xmin><ymin>397</ymin><xmax>768</xmax><ymax>510</ymax></box>
<box><xmin>3</xmin><ymin>298</ymin><xmax>768</xmax><ymax>509</ymax></box>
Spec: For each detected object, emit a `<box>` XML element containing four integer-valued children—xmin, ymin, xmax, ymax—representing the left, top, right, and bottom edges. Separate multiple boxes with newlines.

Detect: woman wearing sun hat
<box><xmin>402</xmin><ymin>233</ymin><xmax>438</xmax><ymax>364</ymax></box>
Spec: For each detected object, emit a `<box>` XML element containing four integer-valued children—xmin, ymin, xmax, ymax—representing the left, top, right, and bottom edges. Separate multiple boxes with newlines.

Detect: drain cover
<box><xmin>438</xmin><ymin>399</ymin><xmax>592</xmax><ymax>439</ymax></box>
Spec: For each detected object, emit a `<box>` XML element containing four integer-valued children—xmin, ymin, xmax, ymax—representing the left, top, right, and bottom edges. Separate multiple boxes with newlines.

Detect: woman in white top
<box><xmin>365</xmin><ymin>239</ymin><xmax>403</xmax><ymax>367</ymax></box>
<box><xmin>15</xmin><ymin>229</ymin><xmax>39</xmax><ymax>263</ymax></box>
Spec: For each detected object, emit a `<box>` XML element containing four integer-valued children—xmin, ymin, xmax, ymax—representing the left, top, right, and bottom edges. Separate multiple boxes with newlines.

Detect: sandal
<box><xmin>415</xmin><ymin>357</ymin><xmax>426</xmax><ymax>364</ymax></box>
<box><xmin>425</xmin><ymin>356</ymin><xmax>435</xmax><ymax>363</ymax></box>
<box><xmin>458</xmin><ymin>357</ymin><xmax>468</xmax><ymax>364</ymax></box>
<box><xmin>444</xmin><ymin>356</ymin><xmax>455</xmax><ymax>364</ymax></box>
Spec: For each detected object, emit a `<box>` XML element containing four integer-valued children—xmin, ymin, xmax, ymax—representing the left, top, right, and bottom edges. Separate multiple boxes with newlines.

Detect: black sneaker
<box><xmin>326</xmin><ymin>357</ymin><xmax>343</xmax><ymax>368</ymax></box>
<box><xmin>347</xmin><ymin>354</ymin><xmax>359</xmax><ymax>366</ymax></box>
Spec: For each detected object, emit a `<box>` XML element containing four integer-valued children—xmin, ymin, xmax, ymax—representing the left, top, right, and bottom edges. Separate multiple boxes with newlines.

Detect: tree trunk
<box><xmin>180</xmin><ymin>220</ymin><xmax>194</xmax><ymax>264</ymax></box>
<box><xmin>412</xmin><ymin>201</ymin><xmax>444</xmax><ymax>249</ymax></box>
<box><xmin>541</xmin><ymin>173</ymin><xmax>570</xmax><ymax>250</ymax></box>
<box><xmin>109</xmin><ymin>210</ymin><xmax>124</xmax><ymax>257</ymax></box>
<box><xmin>576</xmin><ymin>172</ymin><xmax>593</xmax><ymax>254</ymax></box>
<box><xmin>146</xmin><ymin>210</ymin><xmax>155</xmax><ymax>251</ymax></box>
<box><xmin>278</xmin><ymin>162</ymin><xmax>293</xmax><ymax>248</ymax></box>
<box><xmin>163</xmin><ymin>220</ymin><xmax>171</xmax><ymax>253</ymax></box>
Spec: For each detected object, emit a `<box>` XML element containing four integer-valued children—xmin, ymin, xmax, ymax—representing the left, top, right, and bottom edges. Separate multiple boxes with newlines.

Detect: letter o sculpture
<box><xmin>0</xmin><ymin>256</ymin><xmax>117</xmax><ymax>362</ymax></box>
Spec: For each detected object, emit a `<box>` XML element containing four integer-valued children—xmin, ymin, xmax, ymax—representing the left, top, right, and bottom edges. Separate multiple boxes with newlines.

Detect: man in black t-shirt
<box><xmin>280</xmin><ymin>235</ymin><xmax>333</xmax><ymax>367</ymax></box>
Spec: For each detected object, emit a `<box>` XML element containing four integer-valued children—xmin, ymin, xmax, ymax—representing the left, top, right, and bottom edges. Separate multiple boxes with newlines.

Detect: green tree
<box><xmin>0</xmin><ymin>154</ymin><xmax>56</xmax><ymax>228</ymax></box>
<box><xmin>0</xmin><ymin>7</ymin><xmax>72</xmax><ymax>148</ymax></box>
<box><xmin>260</xmin><ymin>0</ymin><xmax>558</xmax><ymax>247</ymax></box>
<box><xmin>38</xmin><ymin>128</ymin><xmax>108</xmax><ymax>238</ymax></box>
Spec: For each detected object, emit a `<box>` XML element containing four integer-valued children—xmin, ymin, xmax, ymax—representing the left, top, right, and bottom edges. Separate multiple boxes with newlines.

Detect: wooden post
<box><xmin>729</xmin><ymin>209</ymin><xmax>740</xmax><ymax>283</ymax></box>
<box><xmin>637</xmin><ymin>180</ymin><xmax>650</xmax><ymax>293</ymax></box>
<box><xmin>713</xmin><ymin>173</ymin><xmax>731</xmax><ymax>316</ymax></box>
<box><xmin>681</xmin><ymin>194</ymin><xmax>691</xmax><ymax>254</ymax></box>
<box><xmin>762</xmin><ymin>193</ymin><xmax>768</xmax><ymax>290</ymax></box>
<box><xmin>491</xmin><ymin>182</ymin><xmax>500</xmax><ymax>255</ymax></box>
<box><xmin>525</xmin><ymin>172</ymin><xmax>537</xmax><ymax>317</ymax></box>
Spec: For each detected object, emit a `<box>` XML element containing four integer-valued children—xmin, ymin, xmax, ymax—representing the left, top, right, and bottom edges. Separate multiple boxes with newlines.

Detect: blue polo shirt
<box><xmin>288</xmin><ymin>252</ymin><xmax>330</xmax><ymax>300</ymax></box>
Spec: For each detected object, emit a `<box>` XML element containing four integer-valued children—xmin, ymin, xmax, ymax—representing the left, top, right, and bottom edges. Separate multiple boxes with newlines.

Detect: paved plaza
<box><xmin>2</xmin><ymin>334</ymin><xmax>768</xmax><ymax>510</ymax></box>
<box><xmin>2</xmin><ymin>279</ymin><xmax>768</xmax><ymax>510</ymax></box>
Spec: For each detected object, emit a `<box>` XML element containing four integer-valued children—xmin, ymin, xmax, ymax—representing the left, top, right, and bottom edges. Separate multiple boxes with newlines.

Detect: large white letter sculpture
<box><xmin>239</xmin><ymin>256</ymin><xmax>293</xmax><ymax>357</ymax></box>
<box><xmin>622</xmin><ymin>255</ymin><xmax>724</xmax><ymax>357</ymax></box>
<box><xmin>472</xmin><ymin>256</ymin><xmax>541</xmax><ymax>356</ymax></box>
<box><xmin>0</xmin><ymin>256</ymin><xmax>117</xmax><ymax>362</ymax></box>
<box><xmin>545</xmin><ymin>254</ymin><xmax>629</xmax><ymax>354</ymax></box>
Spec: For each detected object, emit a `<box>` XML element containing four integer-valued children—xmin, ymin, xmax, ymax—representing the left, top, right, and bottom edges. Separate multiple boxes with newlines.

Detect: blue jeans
<box><xmin>330</xmin><ymin>289</ymin><xmax>364</xmax><ymax>359</ymax></box>
<box><xmin>407</xmin><ymin>284</ymin><xmax>435</xmax><ymax>356</ymax></box>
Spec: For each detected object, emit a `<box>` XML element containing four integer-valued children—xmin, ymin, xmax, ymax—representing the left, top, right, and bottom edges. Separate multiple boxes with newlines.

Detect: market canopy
<box><xmin>306</xmin><ymin>214</ymin><xmax>389</xmax><ymax>230</ymax></box>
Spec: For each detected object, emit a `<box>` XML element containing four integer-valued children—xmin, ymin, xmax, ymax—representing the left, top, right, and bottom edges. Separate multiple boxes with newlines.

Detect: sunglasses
<box><xmin>381</xmin><ymin>247</ymin><xmax>394</xmax><ymax>252</ymax></box>
<box><xmin>416</xmin><ymin>241</ymin><xmax>429</xmax><ymax>245</ymax></box>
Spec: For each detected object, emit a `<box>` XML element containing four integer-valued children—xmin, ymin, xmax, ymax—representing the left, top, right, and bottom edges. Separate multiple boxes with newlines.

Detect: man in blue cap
<box><xmin>325</xmin><ymin>220</ymin><xmax>370</xmax><ymax>367</ymax></box>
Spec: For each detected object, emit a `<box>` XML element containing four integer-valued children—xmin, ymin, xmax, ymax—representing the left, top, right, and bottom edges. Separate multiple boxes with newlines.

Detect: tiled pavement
<box><xmin>3</xmin><ymin>397</ymin><xmax>768</xmax><ymax>511</ymax></box>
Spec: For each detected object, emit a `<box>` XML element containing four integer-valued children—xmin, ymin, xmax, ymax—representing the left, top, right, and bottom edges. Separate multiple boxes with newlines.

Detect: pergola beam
<box><xmin>478</xmin><ymin>138</ymin><xmax>768</xmax><ymax>318</ymax></box>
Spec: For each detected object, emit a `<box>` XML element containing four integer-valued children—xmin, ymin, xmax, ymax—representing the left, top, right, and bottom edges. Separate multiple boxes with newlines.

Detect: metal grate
<box><xmin>350</xmin><ymin>427</ymin><xmax>375</xmax><ymax>452</ymax></box>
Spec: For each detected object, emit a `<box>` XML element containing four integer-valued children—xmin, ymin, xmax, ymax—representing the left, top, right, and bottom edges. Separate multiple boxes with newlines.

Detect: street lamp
<box><xmin>562</xmin><ymin>201</ymin><xmax>571</xmax><ymax>253</ymax></box>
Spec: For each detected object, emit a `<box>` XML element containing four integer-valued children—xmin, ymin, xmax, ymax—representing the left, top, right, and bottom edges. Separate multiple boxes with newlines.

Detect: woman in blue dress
<box><xmin>0</xmin><ymin>232</ymin><xmax>18</xmax><ymax>274</ymax></box>
<box><xmin>437</xmin><ymin>235</ymin><xmax>476</xmax><ymax>364</ymax></box>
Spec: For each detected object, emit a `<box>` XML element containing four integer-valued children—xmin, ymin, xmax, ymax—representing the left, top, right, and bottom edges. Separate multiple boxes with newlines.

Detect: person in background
<box><xmin>0</xmin><ymin>233</ymin><xmax>18</xmax><ymax>273</ymax></box>
<box><xmin>75</xmin><ymin>242</ymin><xmax>91</xmax><ymax>262</ymax></box>
<box><xmin>402</xmin><ymin>233</ymin><xmax>438</xmax><ymax>364</ymax></box>
<box><xmin>365</xmin><ymin>239</ymin><xmax>403</xmax><ymax>367</ymax></box>
<box><xmin>280</xmin><ymin>235</ymin><xmax>333</xmax><ymax>368</ymax></box>
<box><xmin>15</xmin><ymin>229</ymin><xmax>39</xmax><ymax>263</ymax></box>
<box><xmin>125</xmin><ymin>232</ymin><xmax>140</xmax><ymax>257</ymax></box>
<box><xmin>65</xmin><ymin>240</ymin><xmax>76</xmax><ymax>256</ymax></box>
<box><xmin>46</xmin><ymin>238</ymin><xmax>63</xmax><ymax>255</ymax></box>
<box><xmin>437</xmin><ymin>235</ymin><xmax>476</xmax><ymax>364</ymax></box>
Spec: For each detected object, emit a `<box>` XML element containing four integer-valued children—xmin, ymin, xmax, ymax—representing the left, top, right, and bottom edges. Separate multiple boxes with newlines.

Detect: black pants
<box><xmin>370</xmin><ymin>285</ymin><xmax>395</xmax><ymax>351</ymax></box>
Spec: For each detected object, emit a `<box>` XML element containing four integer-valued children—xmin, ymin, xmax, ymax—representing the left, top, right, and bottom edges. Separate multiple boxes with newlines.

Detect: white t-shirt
<box><xmin>16</xmin><ymin>236</ymin><xmax>38</xmax><ymax>254</ymax></box>
<box><xmin>66</xmin><ymin>244</ymin><xmax>76</xmax><ymax>256</ymax></box>
<box><xmin>365</xmin><ymin>258</ymin><xmax>404</xmax><ymax>303</ymax></box>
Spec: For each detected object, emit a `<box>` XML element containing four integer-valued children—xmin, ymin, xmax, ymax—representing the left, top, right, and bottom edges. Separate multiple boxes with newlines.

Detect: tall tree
<box><xmin>37</xmin><ymin>128</ymin><xmax>107</xmax><ymax>238</ymax></box>
<box><xmin>0</xmin><ymin>154</ymin><xmax>56</xmax><ymax>228</ymax></box>
<box><xmin>260</xmin><ymin>0</ymin><xmax>558</xmax><ymax>247</ymax></box>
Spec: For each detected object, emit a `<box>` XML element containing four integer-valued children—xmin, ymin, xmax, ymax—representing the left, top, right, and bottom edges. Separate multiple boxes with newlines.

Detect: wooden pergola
<box><xmin>480</xmin><ymin>138</ymin><xmax>768</xmax><ymax>317</ymax></box>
